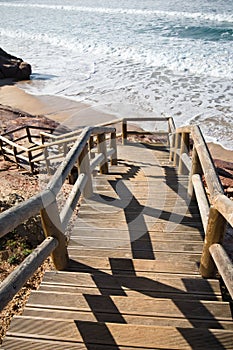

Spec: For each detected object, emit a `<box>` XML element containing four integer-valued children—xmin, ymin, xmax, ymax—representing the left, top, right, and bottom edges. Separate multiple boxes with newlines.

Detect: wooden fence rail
<box><xmin>172</xmin><ymin>124</ymin><xmax>233</xmax><ymax>285</ymax></box>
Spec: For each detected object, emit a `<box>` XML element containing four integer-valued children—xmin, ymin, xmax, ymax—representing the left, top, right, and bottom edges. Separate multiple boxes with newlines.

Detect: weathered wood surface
<box><xmin>2</xmin><ymin>142</ymin><xmax>233</xmax><ymax>349</ymax></box>
<box><xmin>4</xmin><ymin>318</ymin><xmax>233</xmax><ymax>349</ymax></box>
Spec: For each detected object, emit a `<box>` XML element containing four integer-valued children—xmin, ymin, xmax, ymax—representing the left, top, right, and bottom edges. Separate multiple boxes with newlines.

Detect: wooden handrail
<box><xmin>0</xmin><ymin>135</ymin><xmax>29</xmax><ymax>152</ymax></box>
<box><xmin>0</xmin><ymin>237</ymin><xmax>58</xmax><ymax>311</ymax></box>
<box><xmin>0</xmin><ymin>190</ymin><xmax>54</xmax><ymax>239</ymax></box>
<box><xmin>212</xmin><ymin>193</ymin><xmax>233</xmax><ymax>228</ymax></box>
<box><xmin>209</xmin><ymin>244</ymin><xmax>233</xmax><ymax>299</ymax></box>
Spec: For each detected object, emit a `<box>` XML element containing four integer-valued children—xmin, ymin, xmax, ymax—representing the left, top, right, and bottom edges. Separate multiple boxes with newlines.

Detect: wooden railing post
<box><xmin>110</xmin><ymin>131</ymin><xmax>117</xmax><ymax>165</ymax></box>
<box><xmin>13</xmin><ymin>146</ymin><xmax>18</xmax><ymax>166</ymax></box>
<box><xmin>173</xmin><ymin>132</ymin><xmax>181</xmax><ymax>167</ymax></box>
<box><xmin>78</xmin><ymin>143</ymin><xmax>93</xmax><ymax>198</ymax></box>
<box><xmin>178</xmin><ymin>132</ymin><xmax>190</xmax><ymax>175</ymax></box>
<box><xmin>88</xmin><ymin>136</ymin><xmax>95</xmax><ymax>159</ymax></box>
<box><xmin>43</xmin><ymin>146</ymin><xmax>52</xmax><ymax>175</ymax></box>
<box><xmin>168</xmin><ymin>119</ymin><xmax>176</xmax><ymax>162</ymax></box>
<box><xmin>26</xmin><ymin>126</ymin><xmax>32</xmax><ymax>143</ymax></box>
<box><xmin>188</xmin><ymin>146</ymin><xmax>202</xmax><ymax>199</ymax></box>
<box><xmin>122</xmin><ymin>120</ymin><xmax>127</xmax><ymax>145</ymax></box>
<box><xmin>40</xmin><ymin>200</ymin><xmax>69</xmax><ymax>270</ymax></box>
<box><xmin>199</xmin><ymin>206</ymin><xmax>227</xmax><ymax>278</ymax></box>
<box><xmin>28</xmin><ymin>150</ymin><xmax>34</xmax><ymax>173</ymax></box>
<box><xmin>97</xmin><ymin>133</ymin><xmax>108</xmax><ymax>174</ymax></box>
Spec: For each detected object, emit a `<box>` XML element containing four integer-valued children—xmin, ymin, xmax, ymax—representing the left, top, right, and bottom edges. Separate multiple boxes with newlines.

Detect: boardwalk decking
<box><xmin>2</xmin><ymin>142</ymin><xmax>233</xmax><ymax>349</ymax></box>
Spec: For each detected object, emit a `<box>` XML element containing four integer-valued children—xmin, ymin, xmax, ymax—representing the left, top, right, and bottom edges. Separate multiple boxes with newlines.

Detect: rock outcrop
<box><xmin>0</xmin><ymin>48</ymin><xmax>31</xmax><ymax>81</ymax></box>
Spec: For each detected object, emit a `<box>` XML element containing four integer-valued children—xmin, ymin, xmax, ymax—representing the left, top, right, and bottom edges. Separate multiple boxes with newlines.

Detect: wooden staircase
<box><xmin>2</xmin><ymin>142</ymin><xmax>233</xmax><ymax>349</ymax></box>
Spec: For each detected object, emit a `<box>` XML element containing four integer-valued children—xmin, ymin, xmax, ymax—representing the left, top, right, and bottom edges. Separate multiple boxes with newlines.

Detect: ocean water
<box><xmin>0</xmin><ymin>0</ymin><xmax>233</xmax><ymax>149</ymax></box>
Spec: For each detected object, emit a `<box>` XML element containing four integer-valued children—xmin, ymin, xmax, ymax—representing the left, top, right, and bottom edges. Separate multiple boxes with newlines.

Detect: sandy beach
<box><xmin>0</xmin><ymin>84</ymin><xmax>116</xmax><ymax>129</ymax></box>
<box><xmin>0</xmin><ymin>83</ymin><xmax>232</xmax><ymax>163</ymax></box>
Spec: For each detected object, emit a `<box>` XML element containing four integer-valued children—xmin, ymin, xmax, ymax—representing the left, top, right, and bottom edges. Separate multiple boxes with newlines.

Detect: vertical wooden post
<box><xmin>178</xmin><ymin>132</ymin><xmax>190</xmax><ymax>175</ymax></box>
<box><xmin>122</xmin><ymin>120</ymin><xmax>127</xmax><ymax>145</ymax></box>
<box><xmin>110</xmin><ymin>131</ymin><xmax>117</xmax><ymax>165</ymax></box>
<box><xmin>173</xmin><ymin>132</ymin><xmax>181</xmax><ymax>167</ymax></box>
<box><xmin>188</xmin><ymin>146</ymin><xmax>202</xmax><ymax>198</ymax></box>
<box><xmin>13</xmin><ymin>146</ymin><xmax>18</xmax><ymax>166</ymax></box>
<box><xmin>169</xmin><ymin>134</ymin><xmax>175</xmax><ymax>161</ymax></box>
<box><xmin>168</xmin><ymin>118</ymin><xmax>176</xmax><ymax>161</ymax></box>
<box><xmin>63</xmin><ymin>141</ymin><xmax>68</xmax><ymax>157</ymax></box>
<box><xmin>28</xmin><ymin>150</ymin><xmax>34</xmax><ymax>173</ymax></box>
<box><xmin>43</xmin><ymin>146</ymin><xmax>51</xmax><ymax>175</ymax></box>
<box><xmin>26</xmin><ymin>126</ymin><xmax>32</xmax><ymax>143</ymax></box>
<box><xmin>40</xmin><ymin>200</ymin><xmax>69</xmax><ymax>270</ymax></box>
<box><xmin>88</xmin><ymin>136</ymin><xmax>95</xmax><ymax>159</ymax></box>
<box><xmin>78</xmin><ymin>143</ymin><xmax>93</xmax><ymax>198</ymax></box>
<box><xmin>41</xmin><ymin>133</ymin><xmax>46</xmax><ymax>144</ymax></box>
<box><xmin>200</xmin><ymin>206</ymin><xmax>227</xmax><ymax>278</ymax></box>
<box><xmin>97</xmin><ymin>133</ymin><xmax>108</xmax><ymax>174</ymax></box>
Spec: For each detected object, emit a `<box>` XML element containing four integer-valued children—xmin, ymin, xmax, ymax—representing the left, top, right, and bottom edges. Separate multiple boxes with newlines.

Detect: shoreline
<box><xmin>0</xmin><ymin>83</ymin><xmax>232</xmax><ymax>163</ymax></box>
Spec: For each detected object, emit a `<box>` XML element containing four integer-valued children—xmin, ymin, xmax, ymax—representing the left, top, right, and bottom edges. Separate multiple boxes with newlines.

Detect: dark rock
<box><xmin>0</xmin><ymin>47</ymin><xmax>32</xmax><ymax>81</ymax></box>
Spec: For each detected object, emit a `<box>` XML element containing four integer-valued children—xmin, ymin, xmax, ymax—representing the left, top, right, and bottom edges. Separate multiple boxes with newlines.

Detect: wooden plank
<box><xmin>71</xmin><ymin>229</ymin><xmax>204</xmax><ymax>242</ymax></box>
<box><xmin>42</xmin><ymin>271</ymin><xmax>221</xmax><ymax>296</ymax></box>
<box><xmin>56</xmin><ymin>256</ymin><xmax>202</xmax><ymax>275</ymax></box>
<box><xmin>26</xmin><ymin>292</ymin><xmax>232</xmax><ymax>321</ymax></box>
<box><xmin>68</xmin><ymin>248</ymin><xmax>202</xmax><ymax>262</ymax></box>
<box><xmin>72</xmin><ymin>220</ymin><xmax>204</xmax><ymax>232</ymax></box>
<box><xmin>6</xmin><ymin>318</ymin><xmax>233</xmax><ymax>349</ymax></box>
<box><xmin>2</xmin><ymin>337</ymin><xmax>153</xmax><ymax>350</ymax></box>
<box><xmin>68</xmin><ymin>238</ymin><xmax>204</xmax><ymax>253</ymax></box>
<box><xmin>22</xmin><ymin>308</ymin><xmax>233</xmax><ymax>329</ymax></box>
<box><xmin>38</xmin><ymin>285</ymin><xmax>222</xmax><ymax>301</ymax></box>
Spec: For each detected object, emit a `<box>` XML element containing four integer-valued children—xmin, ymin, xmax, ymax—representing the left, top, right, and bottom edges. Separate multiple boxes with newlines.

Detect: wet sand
<box><xmin>0</xmin><ymin>85</ymin><xmax>116</xmax><ymax>128</ymax></box>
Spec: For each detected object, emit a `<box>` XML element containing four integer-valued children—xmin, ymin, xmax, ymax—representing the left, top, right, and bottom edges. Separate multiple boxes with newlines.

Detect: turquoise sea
<box><xmin>0</xmin><ymin>0</ymin><xmax>233</xmax><ymax>149</ymax></box>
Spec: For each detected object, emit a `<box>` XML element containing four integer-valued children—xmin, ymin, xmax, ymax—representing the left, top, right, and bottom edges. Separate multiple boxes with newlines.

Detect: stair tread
<box><xmin>42</xmin><ymin>271</ymin><xmax>221</xmax><ymax>296</ymax></box>
<box><xmin>62</xmin><ymin>256</ymin><xmax>202</xmax><ymax>275</ymax></box>
<box><xmin>26</xmin><ymin>292</ymin><xmax>232</xmax><ymax>321</ymax></box>
<box><xmin>5</xmin><ymin>318</ymin><xmax>233</xmax><ymax>349</ymax></box>
<box><xmin>22</xmin><ymin>307</ymin><xmax>233</xmax><ymax>329</ymax></box>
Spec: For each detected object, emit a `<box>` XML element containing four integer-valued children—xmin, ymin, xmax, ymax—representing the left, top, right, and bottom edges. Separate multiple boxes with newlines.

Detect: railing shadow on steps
<box><xmin>0</xmin><ymin>116</ymin><xmax>232</xmax><ymax>313</ymax></box>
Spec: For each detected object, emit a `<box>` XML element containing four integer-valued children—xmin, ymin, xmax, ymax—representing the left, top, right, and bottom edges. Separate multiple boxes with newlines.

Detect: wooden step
<box><xmin>26</xmin><ymin>292</ymin><xmax>232</xmax><ymax>324</ymax></box>
<box><xmin>38</xmin><ymin>283</ymin><xmax>222</xmax><ymax>301</ymax></box>
<box><xmin>68</xmin><ymin>238</ymin><xmax>204</xmax><ymax>253</ymax></box>
<box><xmin>64</xmin><ymin>256</ymin><xmax>202</xmax><ymax>275</ymax></box>
<box><xmin>71</xmin><ymin>229</ymin><xmax>204</xmax><ymax>242</ymax></box>
<box><xmin>4</xmin><ymin>318</ymin><xmax>233</xmax><ymax>349</ymax></box>
<box><xmin>73</xmin><ymin>220</ymin><xmax>204</xmax><ymax>234</ymax></box>
<box><xmin>68</xmin><ymin>248</ymin><xmax>202</xmax><ymax>261</ymax></box>
<box><xmin>77</xmin><ymin>209</ymin><xmax>200</xmax><ymax>221</ymax></box>
<box><xmin>42</xmin><ymin>271</ymin><xmax>221</xmax><ymax>298</ymax></box>
<box><xmin>23</xmin><ymin>306</ymin><xmax>233</xmax><ymax>329</ymax></box>
<box><xmin>73</xmin><ymin>220</ymin><xmax>203</xmax><ymax>233</ymax></box>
